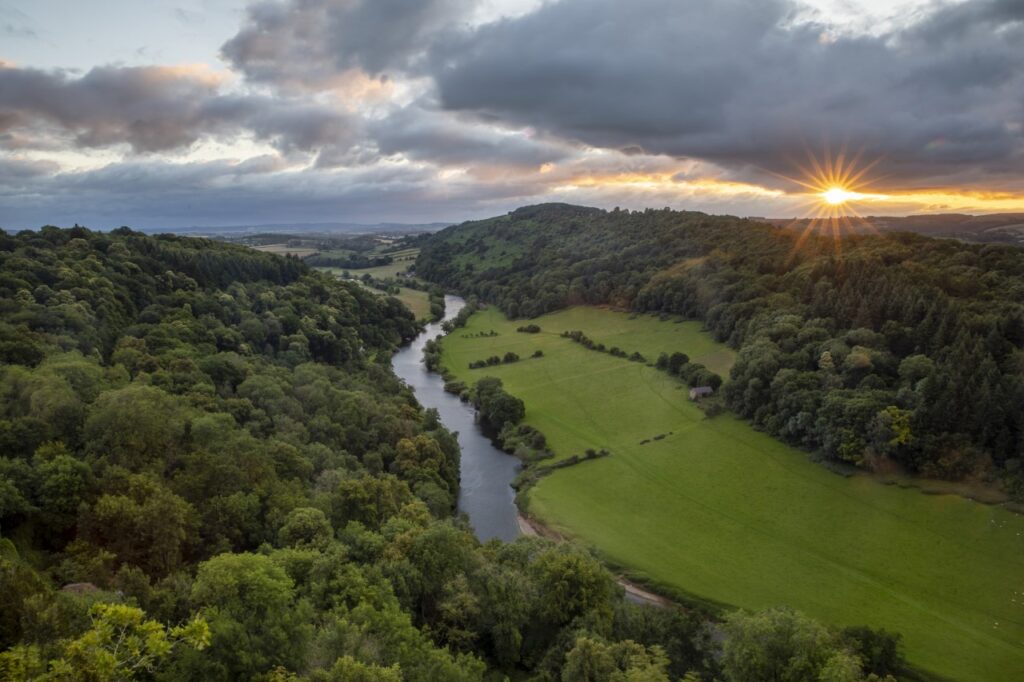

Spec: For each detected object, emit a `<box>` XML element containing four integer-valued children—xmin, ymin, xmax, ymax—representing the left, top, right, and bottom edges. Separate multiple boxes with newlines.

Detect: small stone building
<box><xmin>689</xmin><ymin>386</ymin><xmax>714</xmax><ymax>401</ymax></box>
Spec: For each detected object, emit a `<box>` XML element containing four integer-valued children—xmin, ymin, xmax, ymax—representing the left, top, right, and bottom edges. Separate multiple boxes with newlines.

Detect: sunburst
<box><xmin>770</xmin><ymin>146</ymin><xmax>887</xmax><ymax>257</ymax></box>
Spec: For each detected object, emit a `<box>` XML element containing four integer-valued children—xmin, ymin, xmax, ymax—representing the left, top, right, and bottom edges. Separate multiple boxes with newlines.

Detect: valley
<box><xmin>439</xmin><ymin>305</ymin><xmax>1024</xmax><ymax>681</ymax></box>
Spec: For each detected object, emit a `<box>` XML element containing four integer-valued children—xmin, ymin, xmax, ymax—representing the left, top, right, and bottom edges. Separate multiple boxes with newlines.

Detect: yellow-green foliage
<box><xmin>440</xmin><ymin>306</ymin><xmax>1024</xmax><ymax>682</ymax></box>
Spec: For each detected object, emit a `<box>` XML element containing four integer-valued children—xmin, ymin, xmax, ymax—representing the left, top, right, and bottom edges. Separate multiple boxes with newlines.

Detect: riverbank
<box><xmin>517</xmin><ymin>511</ymin><xmax>672</xmax><ymax>609</ymax></box>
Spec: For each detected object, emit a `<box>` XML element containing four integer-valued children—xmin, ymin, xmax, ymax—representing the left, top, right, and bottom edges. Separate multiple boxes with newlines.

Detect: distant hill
<box><xmin>764</xmin><ymin>213</ymin><xmax>1024</xmax><ymax>245</ymax></box>
<box><xmin>147</xmin><ymin>221</ymin><xmax>453</xmax><ymax>237</ymax></box>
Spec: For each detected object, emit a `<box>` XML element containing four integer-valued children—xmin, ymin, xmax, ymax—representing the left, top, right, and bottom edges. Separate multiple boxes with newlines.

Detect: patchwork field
<box><xmin>355</xmin><ymin>247</ymin><xmax>420</xmax><ymax>278</ymax></box>
<box><xmin>252</xmin><ymin>243</ymin><xmax>318</xmax><ymax>257</ymax></box>
<box><xmin>440</xmin><ymin>306</ymin><xmax>1024</xmax><ymax>682</ymax></box>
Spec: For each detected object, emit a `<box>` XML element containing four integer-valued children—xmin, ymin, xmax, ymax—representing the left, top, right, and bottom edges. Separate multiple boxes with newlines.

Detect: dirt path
<box><xmin>516</xmin><ymin>513</ymin><xmax>671</xmax><ymax>609</ymax></box>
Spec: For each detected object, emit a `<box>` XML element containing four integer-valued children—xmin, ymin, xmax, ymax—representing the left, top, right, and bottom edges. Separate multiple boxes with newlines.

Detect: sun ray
<box><xmin>771</xmin><ymin>147</ymin><xmax>891</xmax><ymax>263</ymax></box>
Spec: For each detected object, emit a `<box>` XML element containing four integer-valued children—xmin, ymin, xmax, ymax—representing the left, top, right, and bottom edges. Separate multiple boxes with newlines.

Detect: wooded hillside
<box><xmin>417</xmin><ymin>204</ymin><xmax>1024</xmax><ymax>497</ymax></box>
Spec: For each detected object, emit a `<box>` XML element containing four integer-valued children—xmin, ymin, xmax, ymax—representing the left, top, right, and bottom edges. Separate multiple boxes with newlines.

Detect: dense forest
<box><xmin>0</xmin><ymin>226</ymin><xmax>907</xmax><ymax>680</ymax></box>
<box><xmin>416</xmin><ymin>204</ymin><xmax>1024</xmax><ymax>498</ymax></box>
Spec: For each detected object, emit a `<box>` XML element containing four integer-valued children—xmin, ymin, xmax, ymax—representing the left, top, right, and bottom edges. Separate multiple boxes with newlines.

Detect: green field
<box><xmin>392</xmin><ymin>287</ymin><xmax>431</xmax><ymax>320</ymax></box>
<box><xmin>252</xmin><ymin>243</ymin><xmax>318</xmax><ymax>257</ymax></box>
<box><xmin>441</xmin><ymin>306</ymin><xmax>1024</xmax><ymax>681</ymax></box>
<box><xmin>357</xmin><ymin>247</ymin><xmax>420</xmax><ymax>278</ymax></box>
<box><xmin>318</xmin><ymin>271</ymin><xmax>432</xmax><ymax>320</ymax></box>
<box><xmin>316</xmin><ymin>247</ymin><xmax>420</xmax><ymax>280</ymax></box>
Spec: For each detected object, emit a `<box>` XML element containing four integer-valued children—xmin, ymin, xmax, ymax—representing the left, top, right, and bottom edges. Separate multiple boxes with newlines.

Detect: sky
<box><xmin>1</xmin><ymin>0</ymin><xmax>1023</xmax><ymax>229</ymax></box>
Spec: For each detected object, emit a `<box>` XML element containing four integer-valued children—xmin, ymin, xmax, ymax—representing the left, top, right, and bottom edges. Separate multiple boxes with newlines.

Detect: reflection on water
<box><xmin>391</xmin><ymin>295</ymin><xmax>521</xmax><ymax>542</ymax></box>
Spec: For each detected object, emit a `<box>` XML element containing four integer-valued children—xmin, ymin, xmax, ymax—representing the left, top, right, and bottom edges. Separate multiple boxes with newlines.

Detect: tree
<box><xmin>562</xmin><ymin>636</ymin><xmax>671</xmax><ymax>682</ymax></box>
<box><xmin>185</xmin><ymin>553</ymin><xmax>311</xmax><ymax>678</ymax></box>
<box><xmin>4</xmin><ymin>603</ymin><xmax>210</xmax><ymax>681</ymax></box>
<box><xmin>841</xmin><ymin>626</ymin><xmax>904</xmax><ymax>677</ymax></box>
<box><xmin>83</xmin><ymin>385</ymin><xmax>188</xmax><ymax>471</ymax></box>
<box><xmin>80</xmin><ymin>474</ymin><xmax>197</xmax><ymax>577</ymax></box>
<box><xmin>34</xmin><ymin>445</ymin><xmax>93</xmax><ymax>537</ymax></box>
<box><xmin>721</xmin><ymin>607</ymin><xmax>859</xmax><ymax>682</ymax></box>
<box><xmin>473</xmin><ymin>378</ymin><xmax>526</xmax><ymax>431</ymax></box>
<box><xmin>531</xmin><ymin>546</ymin><xmax>615</xmax><ymax>628</ymax></box>
<box><xmin>278</xmin><ymin>507</ymin><xmax>333</xmax><ymax>550</ymax></box>
<box><xmin>327</xmin><ymin>475</ymin><xmax>415</xmax><ymax>530</ymax></box>
<box><xmin>669</xmin><ymin>353</ymin><xmax>692</xmax><ymax>375</ymax></box>
<box><xmin>310</xmin><ymin>656</ymin><xmax>402</xmax><ymax>682</ymax></box>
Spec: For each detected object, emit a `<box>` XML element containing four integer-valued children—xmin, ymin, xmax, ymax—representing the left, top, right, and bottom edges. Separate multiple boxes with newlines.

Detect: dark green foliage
<box><xmin>423</xmin><ymin>338</ymin><xmax>443</xmax><ymax>372</ymax></box>
<box><xmin>471</xmin><ymin>377</ymin><xmax>526</xmax><ymax>432</ymax></box>
<box><xmin>841</xmin><ymin>626</ymin><xmax>905</xmax><ymax>678</ymax></box>
<box><xmin>306</xmin><ymin>253</ymin><xmax>393</xmax><ymax>269</ymax></box>
<box><xmin>418</xmin><ymin>204</ymin><xmax>1024</xmax><ymax>494</ymax></box>
<box><xmin>469</xmin><ymin>351</ymin><xmax>521</xmax><ymax>369</ymax></box>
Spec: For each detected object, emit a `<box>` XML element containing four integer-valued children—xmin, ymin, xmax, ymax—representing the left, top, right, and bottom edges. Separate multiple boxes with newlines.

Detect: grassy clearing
<box><xmin>252</xmin><ymin>244</ymin><xmax>318</xmax><ymax>257</ymax></box>
<box><xmin>534</xmin><ymin>306</ymin><xmax>735</xmax><ymax>376</ymax></box>
<box><xmin>392</xmin><ymin>287</ymin><xmax>431</xmax><ymax>320</ymax></box>
<box><xmin>318</xmin><ymin>270</ymin><xmax>432</xmax><ymax>320</ymax></box>
<box><xmin>440</xmin><ymin>306</ymin><xmax>1024</xmax><ymax>682</ymax></box>
<box><xmin>314</xmin><ymin>248</ymin><xmax>420</xmax><ymax>279</ymax></box>
<box><xmin>353</xmin><ymin>248</ymin><xmax>420</xmax><ymax>278</ymax></box>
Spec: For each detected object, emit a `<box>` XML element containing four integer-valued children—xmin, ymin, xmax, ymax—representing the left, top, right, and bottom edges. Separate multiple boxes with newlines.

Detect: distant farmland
<box><xmin>440</xmin><ymin>306</ymin><xmax>1024</xmax><ymax>682</ymax></box>
<box><xmin>251</xmin><ymin>243</ymin><xmax>318</xmax><ymax>258</ymax></box>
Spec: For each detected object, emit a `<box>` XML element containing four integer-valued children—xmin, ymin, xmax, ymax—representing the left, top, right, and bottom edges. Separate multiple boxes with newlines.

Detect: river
<box><xmin>391</xmin><ymin>295</ymin><xmax>522</xmax><ymax>542</ymax></box>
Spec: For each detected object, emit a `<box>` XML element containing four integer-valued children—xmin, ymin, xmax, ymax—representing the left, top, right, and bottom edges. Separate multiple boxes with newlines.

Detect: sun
<box><xmin>767</xmin><ymin>147</ymin><xmax>889</xmax><ymax>258</ymax></box>
<box><xmin>822</xmin><ymin>187</ymin><xmax>855</xmax><ymax>205</ymax></box>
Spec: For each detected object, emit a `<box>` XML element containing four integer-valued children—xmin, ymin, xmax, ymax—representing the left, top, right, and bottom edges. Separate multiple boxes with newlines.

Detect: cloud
<box><xmin>221</xmin><ymin>0</ymin><xmax>475</xmax><ymax>91</ymax></box>
<box><xmin>0</xmin><ymin>62</ymin><xmax>359</xmax><ymax>158</ymax></box>
<box><xmin>0</xmin><ymin>63</ymin><xmax>228</xmax><ymax>152</ymax></box>
<box><xmin>368</xmin><ymin>105</ymin><xmax>574</xmax><ymax>170</ymax></box>
<box><xmin>428</xmin><ymin>0</ymin><xmax>1024</xmax><ymax>190</ymax></box>
<box><xmin>5</xmin><ymin>0</ymin><xmax>1024</xmax><ymax>229</ymax></box>
<box><xmin>0</xmin><ymin>156</ymin><xmax>536</xmax><ymax>230</ymax></box>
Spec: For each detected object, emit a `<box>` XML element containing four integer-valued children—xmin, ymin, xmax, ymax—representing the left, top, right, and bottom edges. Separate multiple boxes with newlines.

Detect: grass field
<box><xmin>252</xmin><ymin>243</ymin><xmax>318</xmax><ymax>258</ymax></box>
<box><xmin>318</xmin><ymin>270</ymin><xmax>432</xmax><ymax>320</ymax></box>
<box><xmin>440</xmin><ymin>306</ymin><xmax>1024</xmax><ymax>681</ymax></box>
<box><xmin>392</xmin><ymin>287</ymin><xmax>431</xmax><ymax>320</ymax></box>
<box><xmin>352</xmin><ymin>247</ymin><xmax>420</xmax><ymax>278</ymax></box>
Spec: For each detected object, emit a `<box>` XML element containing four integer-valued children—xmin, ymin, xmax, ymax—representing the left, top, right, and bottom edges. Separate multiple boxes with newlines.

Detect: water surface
<box><xmin>391</xmin><ymin>295</ymin><xmax>521</xmax><ymax>542</ymax></box>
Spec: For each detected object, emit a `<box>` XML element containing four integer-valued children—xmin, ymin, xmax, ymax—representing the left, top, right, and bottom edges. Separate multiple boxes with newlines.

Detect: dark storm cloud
<box><xmin>0</xmin><ymin>63</ymin><xmax>358</xmax><ymax>156</ymax></box>
<box><xmin>428</xmin><ymin>0</ymin><xmax>1024</xmax><ymax>189</ymax></box>
<box><xmin>368</xmin><ymin>105</ymin><xmax>573</xmax><ymax>169</ymax></box>
<box><xmin>221</xmin><ymin>0</ymin><xmax>474</xmax><ymax>90</ymax></box>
